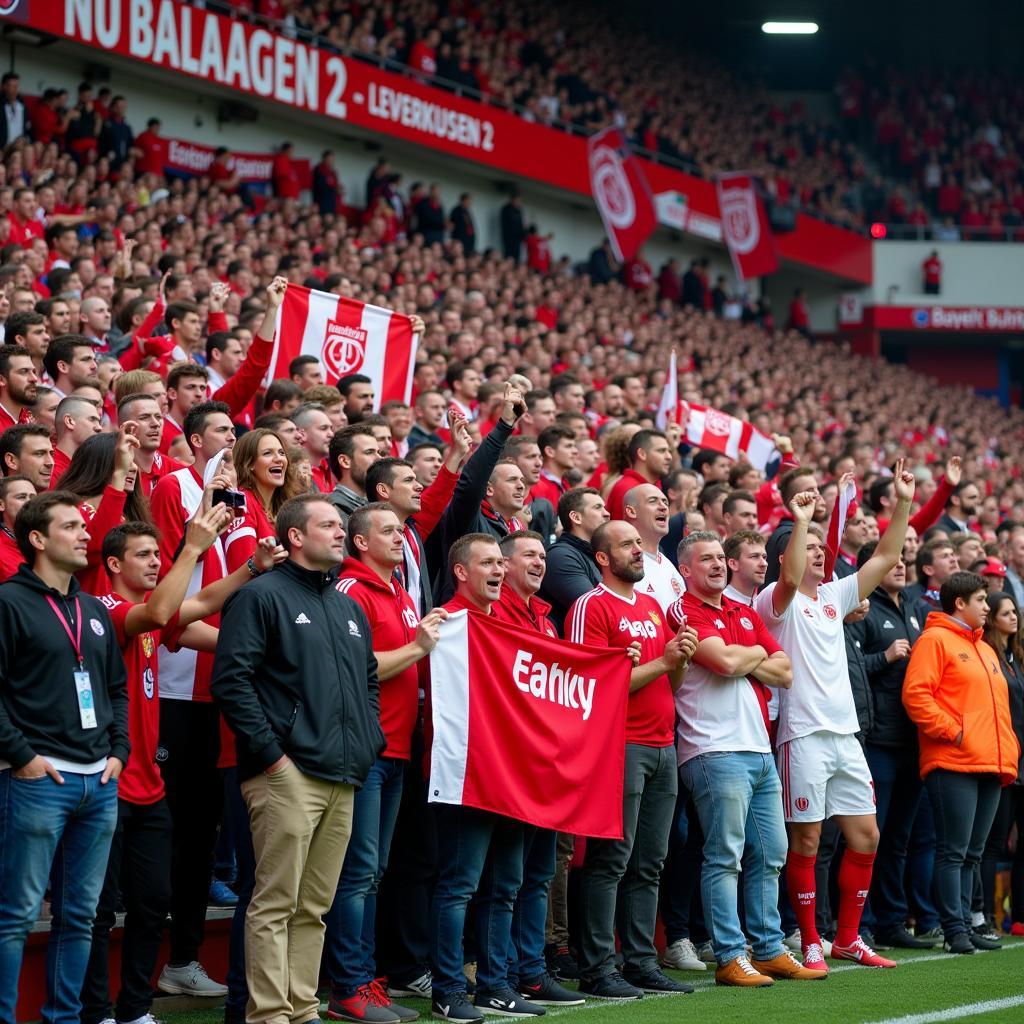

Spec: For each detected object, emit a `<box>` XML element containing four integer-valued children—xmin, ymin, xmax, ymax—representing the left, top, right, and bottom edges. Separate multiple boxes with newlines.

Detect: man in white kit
<box><xmin>754</xmin><ymin>466</ymin><xmax>915</xmax><ymax>974</ymax></box>
<box><xmin>624</xmin><ymin>484</ymin><xmax>685</xmax><ymax>611</ymax></box>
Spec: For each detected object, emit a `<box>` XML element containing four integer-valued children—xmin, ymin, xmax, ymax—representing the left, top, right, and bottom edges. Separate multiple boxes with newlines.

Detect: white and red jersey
<box><xmin>150</xmin><ymin>464</ymin><xmax>227</xmax><ymax>701</ymax></box>
<box><xmin>100</xmin><ymin>591</ymin><xmax>185</xmax><ymax>805</ymax></box>
<box><xmin>139</xmin><ymin>451</ymin><xmax>187</xmax><ymax>498</ymax></box>
<box><xmin>566</xmin><ymin>584</ymin><xmax>674</xmax><ymax>747</ymax></box>
<box><xmin>222</xmin><ymin>489</ymin><xmax>275</xmax><ymax>574</ymax></box>
<box><xmin>672</xmin><ymin>591</ymin><xmax>781</xmax><ymax>764</ymax></box>
<box><xmin>638</xmin><ymin>550</ymin><xmax>685</xmax><ymax>612</ymax></box>
<box><xmin>754</xmin><ymin>574</ymin><xmax>862</xmax><ymax>745</ymax></box>
<box><xmin>336</xmin><ymin>557</ymin><xmax>420</xmax><ymax>760</ymax></box>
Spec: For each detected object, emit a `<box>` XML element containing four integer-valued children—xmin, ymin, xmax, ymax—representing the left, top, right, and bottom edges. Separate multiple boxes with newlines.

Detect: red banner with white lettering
<box><xmin>163</xmin><ymin>137</ymin><xmax>310</xmax><ymax>186</ymax></box>
<box><xmin>267</xmin><ymin>285</ymin><xmax>418</xmax><ymax>406</ymax></box>
<box><xmin>715</xmin><ymin>172</ymin><xmax>779</xmax><ymax>280</ymax></box>
<box><xmin>429</xmin><ymin>610</ymin><xmax>629</xmax><ymax>838</ymax></box>
<box><xmin>587</xmin><ymin>127</ymin><xmax>658</xmax><ymax>263</ymax></box>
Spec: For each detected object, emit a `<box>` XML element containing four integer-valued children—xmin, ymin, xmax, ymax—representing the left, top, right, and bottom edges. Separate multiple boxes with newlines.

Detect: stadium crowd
<box><xmin>2</xmin><ymin>59</ymin><xmax>1024</xmax><ymax>1024</ymax></box>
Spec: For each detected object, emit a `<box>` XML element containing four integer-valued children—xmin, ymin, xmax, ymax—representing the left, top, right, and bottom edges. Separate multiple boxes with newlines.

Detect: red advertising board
<box><xmin>19</xmin><ymin>0</ymin><xmax>871</xmax><ymax>283</ymax></box>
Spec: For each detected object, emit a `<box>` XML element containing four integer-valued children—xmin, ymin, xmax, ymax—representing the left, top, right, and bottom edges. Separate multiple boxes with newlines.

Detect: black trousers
<box><xmin>81</xmin><ymin>797</ymin><xmax>173</xmax><ymax>1024</ymax></box>
<box><xmin>376</xmin><ymin>722</ymin><xmax>436</xmax><ymax>983</ymax></box>
<box><xmin>159</xmin><ymin>699</ymin><xmax>222</xmax><ymax>965</ymax></box>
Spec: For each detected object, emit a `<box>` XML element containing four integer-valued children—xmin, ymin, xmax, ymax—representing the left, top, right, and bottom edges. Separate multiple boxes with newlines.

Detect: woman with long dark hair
<box><xmin>222</xmin><ymin>428</ymin><xmax>303</xmax><ymax>573</ymax></box>
<box><xmin>58</xmin><ymin>426</ymin><xmax>147</xmax><ymax>594</ymax></box>
<box><xmin>980</xmin><ymin>592</ymin><xmax>1024</xmax><ymax>935</ymax></box>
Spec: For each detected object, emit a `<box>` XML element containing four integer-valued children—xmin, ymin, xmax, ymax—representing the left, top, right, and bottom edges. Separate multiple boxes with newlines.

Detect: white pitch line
<box><xmin>863</xmin><ymin>994</ymin><xmax>1024</xmax><ymax>1024</ymax></box>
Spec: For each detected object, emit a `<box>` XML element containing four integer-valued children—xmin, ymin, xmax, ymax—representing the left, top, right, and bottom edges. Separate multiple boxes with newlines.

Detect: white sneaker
<box><xmin>157</xmin><ymin>961</ymin><xmax>228</xmax><ymax>997</ymax></box>
<box><xmin>119</xmin><ymin>1015</ymin><xmax>164</xmax><ymax>1024</ymax></box>
<box><xmin>388</xmin><ymin>970</ymin><xmax>432</xmax><ymax>999</ymax></box>
<box><xmin>661</xmin><ymin>938</ymin><xmax>707</xmax><ymax>971</ymax></box>
<box><xmin>783</xmin><ymin>929</ymin><xmax>802</xmax><ymax>952</ymax></box>
<box><xmin>695</xmin><ymin>940</ymin><xmax>716</xmax><ymax>964</ymax></box>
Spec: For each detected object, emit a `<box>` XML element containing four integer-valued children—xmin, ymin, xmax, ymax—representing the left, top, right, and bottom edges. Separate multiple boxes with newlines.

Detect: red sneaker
<box><xmin>801</xmin><ymin>943</ymin><xmax>829</xmax><ymax>974</ymax></box>
<box><xmin>327</xmin><ymin>981</ymin><xmax>402</xmax><ymax>1022</ymax></box>
<box><xmin>831</xmin><ymin>936</ymin><xmax>897</xmax><ymax>968</ymax></box>
<box><xmin>1011</xmin><ymin>922</ymin><xmax>1024</xmax><ymax>937</ymax></box>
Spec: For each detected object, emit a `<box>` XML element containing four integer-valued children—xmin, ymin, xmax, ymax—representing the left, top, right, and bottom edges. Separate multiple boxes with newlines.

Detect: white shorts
<box><xmin>777</xmin><ymin>731</ymin><xmax>875</xmax><ymax>823</ymax></box>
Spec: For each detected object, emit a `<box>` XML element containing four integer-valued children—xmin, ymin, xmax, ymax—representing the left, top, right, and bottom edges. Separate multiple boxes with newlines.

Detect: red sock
<box><xmin>835</xmin><ymin>849</ymin><xmax>876</xmax><ymax>948</ymax></box>
<box><xmin>785</xmin><ymin>850</ymin><xmax>820</xmax><ymax>949</ymax></box>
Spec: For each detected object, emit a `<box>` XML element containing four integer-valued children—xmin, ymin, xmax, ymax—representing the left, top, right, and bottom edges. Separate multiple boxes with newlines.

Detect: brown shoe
<box><xmin>714</xmin><ymin>955</ymin><xmax>774</xmax><ymax>987</ymax></box>
<box><xmin>750</xmin><ymin>951</ymin><xmax>828</xmax><ymax>981</ymax></box>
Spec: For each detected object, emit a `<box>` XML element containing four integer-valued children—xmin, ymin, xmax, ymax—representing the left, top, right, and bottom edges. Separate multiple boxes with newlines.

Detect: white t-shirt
<box><xmin>754</xmin><ymin>574</ymin><xmax>861</xmax><ymax>744</ymax></box>
<box><xmin>725</xmin><ymin>584</ymin><xmax>779</xmax><ymax>722</ymax></box>
<box><xmin>638</xmin><ymin>550</ymin><xmax>686</xmax><ymax>612</ymax></box>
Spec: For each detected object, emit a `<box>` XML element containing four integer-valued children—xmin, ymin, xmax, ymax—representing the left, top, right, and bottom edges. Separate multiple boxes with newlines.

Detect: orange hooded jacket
<box><xmin>903</xmin><ymin>612</ymin><xmax>1020</xmax><ymax>785</ymax></box>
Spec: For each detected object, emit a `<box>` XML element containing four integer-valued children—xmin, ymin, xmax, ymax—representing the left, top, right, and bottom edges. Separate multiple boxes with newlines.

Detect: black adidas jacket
<box><xmin>211</xmin><ymin>558</ymin><xmax>385</xmax><ymax>784</ymax></box>
<box><xmin>0</xmin><ymin>564</ymin><xmax>129</xmax><ymax>770</ymax></box>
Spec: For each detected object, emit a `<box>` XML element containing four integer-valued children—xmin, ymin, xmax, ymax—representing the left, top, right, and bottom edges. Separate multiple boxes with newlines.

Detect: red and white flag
<box><xmin>266</xmin><ymin>284</ymin><xmax>419</xmax><ymax>407</ymax></box>
<box><xmin>587</xmin><ymin>127</ymin><xmax>658</xmax><ymax>263</ymax></box>
<box><xmin>824</xmin><ymin>476</ymin><xmax>859</xmax><ymax>580</ymax></box>
<box><xmin>716</xmin><ymin>172</ymin><xmax>779</xmax><ymax>280</ymax></box>
<box><xmin>685</xmin><ymin>404</ymin><xmax>777</xmax><ymax>472</ymax></box>
<box><xmin>430</xmin><ymin>610</ymin><xmax>629</xmax><ymax>838</ymax></box>
<box><xmin>656</xmin><ymin>349</ymin><xmax>687</xmax><ymax>430</ymax></box>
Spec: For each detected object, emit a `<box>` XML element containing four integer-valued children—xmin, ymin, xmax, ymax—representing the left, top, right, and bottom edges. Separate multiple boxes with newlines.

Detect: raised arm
<box><xmin>859</xmin><ymin>458</ymin><xmax>916</xmax><ymax>600</ymax></box>
<box><xmin>772</xmin><ymin>490</ymin><xmax>816</xmax><ymax>615</ymax></box>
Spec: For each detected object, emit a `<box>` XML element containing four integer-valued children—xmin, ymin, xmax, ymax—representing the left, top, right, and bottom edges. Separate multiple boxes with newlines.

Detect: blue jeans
<box><xmin>0</xmin><ymin>770</ymin><xmax>118</xmax><ymax>1024</ymax></box>
<box><xmin>325</xmin><ymin>757</ymin><xmax>404</xmax><ymax>995</ymax></box>
<box><xmin>509</xmin><ymin>825</ymin><xmax>557</xmax><ymax>982</ymax></box>
<box><xmin>224</xmin><ymin>768</ymin><xmax>256</xmax><ymax>1022</ymax></box>
<box><xmin>430</xmin><ymin>804</ymin><xmax>524</xmax><ymax>996</ymax></box>
<box><xmin>863</xmin><ymin>744</ymin><xmax>923</xmax><ymax>931</ymax></box>
<box><xmin>681</xmin><ymin>752</ymin><xmax>787</xmax><ymax>966</ymax></box>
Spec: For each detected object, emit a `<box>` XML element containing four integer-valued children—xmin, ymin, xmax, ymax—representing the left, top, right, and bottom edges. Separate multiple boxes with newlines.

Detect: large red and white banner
<box><xmin>685</xmin><ymin>404</ymin><xmax>777</xmax><ymax>471</ymax></box>
<box><xmin>429</xmin><ymin>610</ymin><xmax>629</xmax><ymax>838</ymax></box>
<box><xmin>587</xmin><ymin>127</ymin><xmax>658</xmax><ymax>262</ymax></box>
<box><xmin>716</xmin><ymin>172</ymin><xmax>779</xmax><ymax>280</ymax></box>
<box><xmin>268</xmin><ymin>285</ymin><xmax>418</xmax><ymax>406</ymax></box>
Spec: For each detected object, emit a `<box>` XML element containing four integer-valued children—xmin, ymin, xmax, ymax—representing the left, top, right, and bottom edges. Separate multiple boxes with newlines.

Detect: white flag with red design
<box><xmin>685</xmin><ymin>404</ymin><xmax>777</xmax><ymax>471</ymax></box>
<box><xmin>656</xmin><ymin>349</ymin><xmax>687</xmax><ymax>430</ymax></box>
<box><xmin>265</xmin><ymin>284</ymin><xmax>419</xmax><ymax>406</ymax></box>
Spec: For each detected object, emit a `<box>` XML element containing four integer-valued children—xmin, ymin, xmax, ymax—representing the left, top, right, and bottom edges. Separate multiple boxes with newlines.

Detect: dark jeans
<box><xmin>660</xmin><ymin>790</ymin><xmax>707</xmax><ymax>945</ymax></box>
<box><xmin>326</xmin><ymin>756</ymin><xmax>404</xmax><ymax>995</ymax></box>
<box><xmin>224</xmin><ymin>767</ymin><xmax>256</xmax><ymax>1022</ymax></box>
<box><xmin>981</xmin><ymin>785</ymin><xmax>1024</xmax><ymax>921</ymax></box>
<box><xmin>863</xmin><ymin>743</ymin><xmax>924</xmax><ymax>931</ymax></box>
<box><xmin>430</xmin><ymin>805</ymin><xmax>524</xmax><ymax>996</ymax></box>
<box><xmin>82</xmin><ymin>797</ymin><xmax>173</xmax><ymax>1024</ymax></box>
<box><xmin>510</xmin><ymin>826</ymin><xmax>557</xmax><ymax>982</ymax></box>
<box><xmin>0</xmin><ymin>770</ymin><xmax>118</xmax><ymax>1024</ymax></box>
<box><xmin>579</xmin><ymin>743</ymin><xmax>677</xmax><ymax>981</ymax></box>
<box><xmin>159</xmin><ymin>699</ymin><xmax>222</xmax><ymax>966</ymax></box>
<box><xmin>907</xmin><ymin>794</ymin><xmax>941</xmax><ymax>930</ymax></box>
<box><xmin>926</xmin><ymin>769</ymin><xmax>1002</xmax><ymax>939</ymax></box>
<box><xmin>377</xmin><ymin>724</ymin><xmax>436</xmax><ymax>985</ymax></box>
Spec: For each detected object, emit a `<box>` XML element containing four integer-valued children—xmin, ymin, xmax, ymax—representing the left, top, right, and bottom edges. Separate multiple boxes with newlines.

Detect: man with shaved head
<box><xmin>51</xmin><ymin>394</ymin><xmax>103</xmax><ymax>485</ymax></box>
<box><xmin>624</xmin><ymin>482</ymin><xmax>686</xmax><ymax>611</ymax></box>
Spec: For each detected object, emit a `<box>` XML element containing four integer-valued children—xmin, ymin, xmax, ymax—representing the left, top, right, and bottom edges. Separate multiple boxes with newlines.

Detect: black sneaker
<box><xmin>622</xmin><ymin>968</ymin><xmax>694</xmax><ymax>995</ymax></box>
<box><xmin>875</xmin><ymin>925</ymin><xmax>937</xmax><ymax>949</ymax></box>
<box><xmin>859</xmin><ymin>929</ymin><xmax>892</xmax><ymax>952</ymax></box>
<box><xmin>432</xmin><ymin>992</ymin><xmax>484</xmax><ymax>1023</ymax></box>
<box><xmin>943</xmin><ymin>933</ymin><xmax>976</xmax><ymax>955</ymax></box>
<box><xmin>544</xmin><ymin>946</ymin><xmax>579</xmax><ymax>982</ymax></box>
<box><xmin>970</xmin><ymin>930</ymin><xmax>1001</xmax><ymax>951</ymax></box>
<box><xmin>577</xmin><ymin>972</ymin><xmax>643</xmax><ymax>1001</ymax></box>
<box><xmin>517</xmin><ymin>974</ymin><xmax>584</xmax><ymax>1006</ymax></box>
<box><xmin>473</xmin><ymin>988</ymin><xmax>545</xmax><ymax>1017</ymax></box>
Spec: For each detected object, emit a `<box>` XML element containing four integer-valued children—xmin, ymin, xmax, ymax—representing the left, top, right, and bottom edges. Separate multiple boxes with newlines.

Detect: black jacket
<box><xmin>998</xmin><ymin>650</ymin><xmax>1024</xmax><ymax>784</ymax></box>
<box><xmin>539</xmin><ymin>533</ymin><xmax>602</xmax><ymax>636</ymax></box>
<box><xmin>845</xmin><ymin>621</ymin><xmax>874</xmax><ymax>739</ymax></box>
<box><xmin>528</xmin><ymin>497</ymin><xmax>557</xmax><ymax>549</ymax></box>
<box><xmin>764</xmin><ymin>517</ymin><xmax>795</xmax><ymax>585</ymax></box>
<box><xmin>0</xmin><ymin>565</ymin><xmax>129</xmax><ymax>770</ymax></box>
<box><xmin>211</xmin><ymin>559</ymin><xmax>384</xmax><ymax>784</ymax></box>
<box><xmin>325</xmin><ymin>483</ymin><xmax>367</xmax><ymax>528</ymax></box>
<box><xmin>859</xmin><ymin>587</ymin><xmax>923</xmax><ymax>748</ymax></box>
<box><xmin>429</xmin><ymin>418</ymin><xmax>515</xmax><ymax>602</ymax></box>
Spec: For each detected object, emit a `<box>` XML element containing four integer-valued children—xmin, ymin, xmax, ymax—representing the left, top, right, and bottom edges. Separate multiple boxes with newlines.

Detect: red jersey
<box><xmin>100</xmin><ymin>593</ymin><xmax>184</xmax><ymax>805</ymax></box>
<box><xmin>409</xmin><ymin>41</ymin><xmax>437</xmax><ymax>75</ymax></box>
<box><xmin>139</xmin><ymin>451</ymin><xmax>186</xmax><ymax>498</ymax></box>
<box><xmin>7</xmin><ymin>213</ymin><xmax>44</xmax><ymax>247</ymax></box>
<box><xmin>222</xmin><ymin>489</ymin><xmax>275</xmax><ymax>574</ymax></box>
<box><xmin>923</xmin><ymin>256</ymin><xmax>942</xmax><ymax>286</ymax></box>
<box><xmin>0</xmin><ymin>401</ymin><xmax>32</xmax><ymax>432</ymax></box>
<box><xmin>272</xmin><ymin>152</ymin><xmax>300</xmax><ymax>199</ymax></box>
<box><xmin>0</xmin><ymin>529</ymin><xmax>24</xmax><ymax>581</ymax></box>
<box><xmin>135</xmin><ymin>129</ymin><xmax>167</xmax><ymax>176</ymax></box>
<box><xmin>311</xmin><ymin>464</ymin><xmax>332</xmax><ymax>493</ymax></box>
<box><xmin>526</xmin><ymin>234</ymin><xmax>551</xmax><ymax>274</ymax></box>
<box><xmin>77</xmin><ymin>488</ymin><xmax>128</xmax><ymax>595</ymax></box>
<box><xmin>150</xmin><ymin>466</ymin><xmax>228</xmax><ymax>701</ymax></box>
<box><xmin>50</xmin><ymin>447</ymin><xmax>71</xmax><ymax>488</ymax></box>
<box><xmin>492</xmin><ymin>586</ymin><xmax>557</xmax><ymax>637</ymax></box>
<box><xmin>566</xmin><ymin>584</ymin><xmax>675</xmax><ymax>747</ymax></box>
<box><xmin>337</xmin><ymin>558</ymin><xmax>421</xmax><ymax>760</ymax></box>
<box><xmin>530</xmin><ymin>471</ymin><xmax>567</xmax><ymax>510</ymax></box>
<box><xmin>605</xmin><ymin>468</ymin><xmax>650</xmax><ymax>521</ymax></box>
<box><xmin>160</xmin><ymin>416</ymin><xmax>183</xmax><ymax>456</ymax></box>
